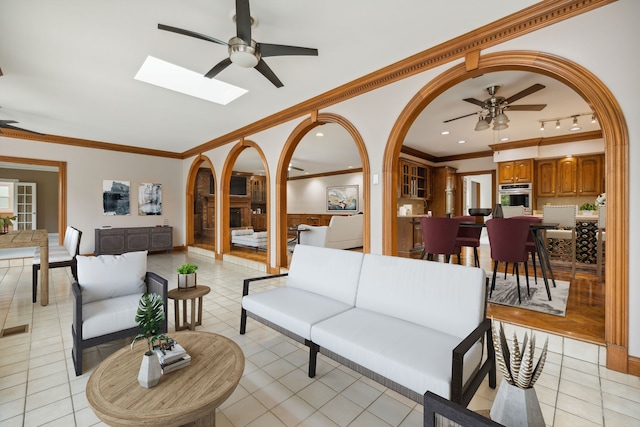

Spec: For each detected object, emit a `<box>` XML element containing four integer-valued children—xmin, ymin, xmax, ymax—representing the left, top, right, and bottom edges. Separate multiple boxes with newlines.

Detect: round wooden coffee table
<box><xmin>86</xmin><ymin>331</ymin><xmax>244</xmax><ymax>427</ymax></box>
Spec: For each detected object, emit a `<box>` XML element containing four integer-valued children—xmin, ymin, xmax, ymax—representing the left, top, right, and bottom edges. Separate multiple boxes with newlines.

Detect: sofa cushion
<box><xmin>287</xmin><ymin>245</ymin><xmax>364</xmax><ymax>305</ymax></box>
<box><xmin>77</xmin><ymin>250</ymin><xmax>148</xmax><ymax>304</ymax></box>
<box><xmin>82</xmin><ymin>293</ymin><xmax>142</xmax><ymax>339</ymax></box>
<box><xmin>310</xmin><ymin>308</ymin><xmax>483</xmax><ymax>399</ymax></box>
<box><xmin>242</xmin><ymin>287</ymin><xmax>353</xmax><ymax>339</ymax></box>
<box><xmin>231</xmin><ymin>229</ymin><xmax>254</xmax><ymax>236</ymax></box>
<box><xmin>356</xmin><ymin>254</ymin><xmax>486</xmax><ymax>339</ymax></box>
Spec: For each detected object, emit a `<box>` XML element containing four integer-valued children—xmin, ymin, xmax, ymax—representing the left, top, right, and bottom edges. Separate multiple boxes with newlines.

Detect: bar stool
<box><xmin>596</xmin><ymin>206</ymin><xmax>606</xmax><ymax>282</ymax></box>
<box><xmin>543</xmin><ymin>205</ymin><xmax>577</xmax><ymax>280</ymax></box>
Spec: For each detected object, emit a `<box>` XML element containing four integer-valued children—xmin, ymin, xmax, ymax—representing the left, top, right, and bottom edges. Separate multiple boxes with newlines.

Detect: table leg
<box><xmin>195</xmin><ymin>296</ymin><xmax>203</xmax><ymax>327</ymax></box>
<box><xmin>182</xmin><ymin>300</ymin><xmax>188</xmax><ymax>327</ymax></box>
<box><xmin>190</xmin><ymin>297</ymin><xmax>196</xmax><ymax>331</ymax></box>
<box><xmin>40</xmin><ymin>243</ymin><xmax>49</xmax><ymax>306</ymax></box>
<box><xmin>173</xmin><ymin>299</ymin><xmax>180</xmax><ymax>331</ymax></box>
<box><xmin>533</xmin><ymin>230</ymin><xmax>553</xmax><ymax>301</ymax></box>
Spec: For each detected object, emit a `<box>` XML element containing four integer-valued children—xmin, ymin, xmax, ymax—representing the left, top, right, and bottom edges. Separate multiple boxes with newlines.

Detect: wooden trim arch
<box><xmin>220</xmin><ymin>140</ymin><xmax>271</xmax><ymax>263</ymax></box>
<box><xmin>276</xmin><ymin>113</ymin><xmax>371</xmax><ymax>268</ymax></box>
<box><xmin>382</xmin><ymin>50</ymin><xmax>629</xmax><ymax>372</ymax></box>
<box><xmin>185</xmin><ymin>154</ymin><xmax>216</xmax><ymax>249</ymax></box>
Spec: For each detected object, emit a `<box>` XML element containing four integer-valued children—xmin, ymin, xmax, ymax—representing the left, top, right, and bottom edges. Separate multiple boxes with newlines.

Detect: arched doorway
<box><xmin>276</xmin><ymin>113</ymin><xmax>371</xmax><ymax>268</ymax></box>
<box><xmin>185</xmin><ymin>155</ymin><xmax>216</xmax><ymax>250</ymax></box>
<box><xmin>220</xmin><ymin>140</ymin><xmax>270</xmax><ymax>264</ymax></box>
<box><xmin>382</xmin><ymin>51</ymin><xmax>629</xmax><ymax>372</ymax></box>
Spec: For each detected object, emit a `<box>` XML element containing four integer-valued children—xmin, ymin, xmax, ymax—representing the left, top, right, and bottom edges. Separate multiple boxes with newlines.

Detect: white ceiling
<box><xmin>0</xmin><ymin>1</ymin><xmax>599</xmax><ymax>177</ymax></box>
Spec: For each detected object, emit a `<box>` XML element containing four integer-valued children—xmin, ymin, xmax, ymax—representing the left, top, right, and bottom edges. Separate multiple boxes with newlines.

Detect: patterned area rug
<box><xmin>486</xmin><ymin>272</ymin><xmax>570</xmax><ymax>317</ymax></box>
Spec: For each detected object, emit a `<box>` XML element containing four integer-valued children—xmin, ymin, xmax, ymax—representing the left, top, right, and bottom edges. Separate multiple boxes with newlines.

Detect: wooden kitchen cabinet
<box><xmin>577</xmin><ymin>155</ymin><xmax>603</xmax><ymax>196</ymax></box>
<box><xmin>399</xmin><ymin>159</ymin><xmax>432</xmax><ymax>200</ymax></box>
<box><xmin>498</xmin><ymin>159</ymin><xmax>533</xmax><ymax>184</ymax></box>
<box><xmin>536</xmin><ymin>159</ymin><xmax>557</xmax><ymax>196</ymax></box>
<box><xmin>250</xmin><ymin>176</ymin><xmax>266</xmax><ymax>203</ymax></box>
<box><xmin>556</xmin><ymin>157</ymin><xmax>578</xmax><ymax>196</ymax></box>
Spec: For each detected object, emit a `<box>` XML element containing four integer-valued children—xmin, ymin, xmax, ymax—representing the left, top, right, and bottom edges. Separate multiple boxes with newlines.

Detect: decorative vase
<box><xmin>138</xmin><ymin>352</ymin><xmax>161</xmax><ymax>388</ymax></box>
<box><xmin>490</xmin><ymin>379</ymin><xmax>545</xmax><ymax>427</ymax></box>
<box><xmin>177</xmin><ymin>272</ymin><xmax>197</xmax><ymax>290</ymax></box>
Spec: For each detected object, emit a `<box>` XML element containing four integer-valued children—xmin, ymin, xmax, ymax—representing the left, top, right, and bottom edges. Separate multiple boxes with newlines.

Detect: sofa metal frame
<box><xmin>423</xmin><ymin>390</ymin><xmax>504</xmax><ymax>426</ymax></box>
<box><xmin>240</xmin><ymin>274</ymin><xmax>496</xmax><ymax>407</ymax></box>
<box><xmin>71</xmin><ymin>271</ymin><xmax>168</xmax><ymax>376</ymax></box>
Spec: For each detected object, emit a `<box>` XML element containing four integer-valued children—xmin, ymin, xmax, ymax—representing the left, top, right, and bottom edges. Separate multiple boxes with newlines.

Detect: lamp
<box><xmin>540</xmin><ymin>121</ymin><xmax>545</xmax><ymax>131</ymax></box>
<box><xmin>555</xmin><ymin>120</ymin><xmax>561</xmax><ymax>129</ymax></box>
<box><xmin>474</xmin><ymin>116</ymin><xmax>490</xmax><ymax>131</ymax></box>
<box><xmin>570</xmin><ymin>116</ymin><xmax>581</xmax><ymax>131</ymax></box>
<box><xmin>492</xmin><ymin>109</ymin><xmax>509</xmax><ymax>130</ymax></box>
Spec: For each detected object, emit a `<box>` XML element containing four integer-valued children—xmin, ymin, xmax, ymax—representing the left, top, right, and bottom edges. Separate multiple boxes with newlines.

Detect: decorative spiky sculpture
<box><xmin>492</xmin><ymin>321</ymin><xmax>548</xmax><ymax>389</ymax></box>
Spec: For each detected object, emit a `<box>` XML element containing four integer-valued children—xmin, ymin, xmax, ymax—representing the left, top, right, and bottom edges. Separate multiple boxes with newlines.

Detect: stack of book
<box><xmin>154</xmin><ymin>342</ymin><xmax>191</xmax><ymax>374</ymax></box>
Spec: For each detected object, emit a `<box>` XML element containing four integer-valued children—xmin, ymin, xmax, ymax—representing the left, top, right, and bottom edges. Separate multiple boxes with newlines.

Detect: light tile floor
<box><xmin>1</xmin><ymin>250</ymin><xmax>639</xmax><ymax>426</ymax></box>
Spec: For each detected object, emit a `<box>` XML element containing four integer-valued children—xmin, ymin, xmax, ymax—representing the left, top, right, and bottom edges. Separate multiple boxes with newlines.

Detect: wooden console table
<box><xmin>86</xmin><ymin>331</ymin><xmax>244</xmax><ymax>427</ymax></box>
<box><xmin>95</xmin><ymin>226</ymin><xmax>172</xmax><ymax>255</ymax></box>
<box><xmin>0</xmin><ymin>230</ymin><xmax>49</xmax><ymax>305</ymax></box>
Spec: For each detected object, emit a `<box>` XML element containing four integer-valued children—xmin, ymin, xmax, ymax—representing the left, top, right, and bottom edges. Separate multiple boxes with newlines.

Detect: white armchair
<box><xmin>298</xmin><ymin>214</ymin><xmax>363</xmax><ymax>250</ymax></box>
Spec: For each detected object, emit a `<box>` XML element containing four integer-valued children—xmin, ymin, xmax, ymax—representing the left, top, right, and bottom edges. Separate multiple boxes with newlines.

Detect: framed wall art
<box><xmin>138</xmin><ymin>183</ymin><xmax>162</xmax><ymax>215</ymax></box>
<box><xmin>326</xmin><ymin>185</ymin><xmax>359</xmax><ymax>212</ymax></box>
<box><xmin>103</xmin><ymin>180</ymin><xmax>130</xmax><ymax>216</ymax></box>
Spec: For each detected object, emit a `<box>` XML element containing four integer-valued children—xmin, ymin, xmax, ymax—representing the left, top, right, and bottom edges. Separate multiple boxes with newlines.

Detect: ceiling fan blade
<box><xmin>255</xmin><ymin>59</ymin><xmax>283</xmax><ymax>88</ymax></box>
<box><xmin>204</xmin><ymin>58</ymin><xmax>232</xmax><ymax>79</ymax></box>
<box><xmin>259</xmin><ymin>43</ymin><xmax>318</xmax><ymax>58</ymax></box>
<box><xmin>462</xmin><ymin>98</ymin><xmax>486</xmax><ymax>108</ymax></box>
<box><xmin>0</xmin><ymin>123</ymin><xmax>43</xmax><ymax>135</ymax></box>
<box><xmin>505</xmin><ymin>104</ymin><xmax>547</xmax><ymax>111</ymax></box>
<box><xmin>158</xmin><ymin>24</ymin><xmax>227</xmax><ymax>46</ymax></box>
<box><xmin>443</xmin><ymin>112</ymin><xmax>479</xmax><ymax>123</ymax></box>
<box><xmin>235</xmin><ymin>0</ymin><xmax>252</xmax><ymax>44</ymax></box>
<box><xmin>504</xmin><ymin>83</ymin><xmax>545</xmax><ymax>104</ymax></box>
<box><xmin>290</xmin><ymin>166</ymin><xmax>304</xmax><ymax>171</ymax></box>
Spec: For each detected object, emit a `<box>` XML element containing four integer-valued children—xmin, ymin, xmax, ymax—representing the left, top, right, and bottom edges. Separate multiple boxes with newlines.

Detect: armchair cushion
<box><xmin>81</xmin><ymin>294</ymin><xmax>142</xmax><ymax>339</ymax></box>
<box><xmin>77</xmin><ymin>250</ymin><xmax>147</xmax><ymax>304</ymax></box>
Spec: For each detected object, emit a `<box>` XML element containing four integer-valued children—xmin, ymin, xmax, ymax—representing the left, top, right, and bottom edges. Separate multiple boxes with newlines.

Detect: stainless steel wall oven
<box><xmin>498</xmin><ymin>183</ymin><xmax>533</xmax><ymax>214</ymax></box>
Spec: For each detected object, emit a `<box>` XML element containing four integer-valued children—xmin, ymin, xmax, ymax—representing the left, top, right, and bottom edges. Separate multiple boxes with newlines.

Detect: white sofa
<box><xmin>240</xmin><ymin>245</ymin><xmax>495</xmax><ymax>406</ymax></box>
<box><xmin>231</xmin><ymin>228</ymin><xmax>268</xmax><ymax>250</ymax></box>
<box><xmin>298</xmin><ymin>214</ymin><xmax>363</xmax><ymax>249</ymax></box>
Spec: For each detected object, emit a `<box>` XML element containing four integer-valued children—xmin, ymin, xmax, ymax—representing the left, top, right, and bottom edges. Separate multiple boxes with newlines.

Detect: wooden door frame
<box><xmin>0</xmin><ymin>155</ymin><xmax>66</xmax><ymax>245</ymax></box>
<box><xmin>382</xmin><ymin>50</ymin><xmax>629</xmax><ymax>373</ymax></box>
<box><xmin>185</xmin><ymin>154</ymin><xmax>216</xmax><ymax>249</ymax></box>
<box><xmin>455</xmin><ymin>170</ymin><xmax>497</xmax><ymax>217</ymax></box>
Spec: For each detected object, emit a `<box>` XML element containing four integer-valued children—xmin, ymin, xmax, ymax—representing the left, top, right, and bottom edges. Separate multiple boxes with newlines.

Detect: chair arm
<box><xmin>72</xmin><ymin>282</ymin><xmax>82</xmax><ymax>338</ymax></box>
<box><xmin>451</xmin><ymin>318</ymin><xmax>496</xmax><ymax>405</ymax></box>
<box><xmin>243</xmin><ymin>273</ymin><xmax>289</xmax><ymax>297</ymax></box>
<box><xmin>146</xmin><ymin>272</ymin><xmax>169</xmax><ymax>333</ymax></box>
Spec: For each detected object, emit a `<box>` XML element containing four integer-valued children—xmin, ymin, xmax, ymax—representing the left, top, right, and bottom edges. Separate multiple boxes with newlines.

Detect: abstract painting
<box><xmin>138</xmin><ymin>183</ymin><xmax>162</xmax><ymax>215</ymax></box>
<box><xmin>326</xmin><ymin>185</ymin><xmax>358</xmax><ymax>212</ymax></box>
<box><xmin>103</xmin><ymin>180</ymin><xmax>130</xmax><ymax>215</ymax></box>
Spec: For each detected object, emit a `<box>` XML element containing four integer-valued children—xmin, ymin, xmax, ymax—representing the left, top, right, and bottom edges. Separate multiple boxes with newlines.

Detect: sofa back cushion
<box><xmin>328</xmin><ymin>214</ymin><xmax>363</xmax><ymax>236</ymax></box>
<box><xmin>77</xmin><ymin>250</ymin><xmax>148</xmax><ymax>304</ymax></box>
<box><xmin>231</xmin><ymin>229</ymin><xmax>254</xmax><ymax>237</ymax></box>
<box><xmin>356</xmin><ymin>254</ymin><xmax>486</xmax><ymax>339</ymax></box>
<box><xmin>287</xmin><ymin>245</ymin><xmax>364</xmax><ymax>306</ymax></box>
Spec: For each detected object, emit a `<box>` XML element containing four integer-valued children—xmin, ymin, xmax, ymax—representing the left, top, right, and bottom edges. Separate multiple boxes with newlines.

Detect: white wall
<box><xmin>0</xmin><ymin>137</ymin><xmax>184</xmax><ymax>255</ymax></box>
<box><xmin>287</xmin><ymin>173</ymin><xmax>363</xmax><ymax>214</ymax></box>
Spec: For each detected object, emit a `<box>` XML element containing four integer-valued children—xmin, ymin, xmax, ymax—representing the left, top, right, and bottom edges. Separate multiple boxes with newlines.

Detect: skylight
<box><xmin>134</xmin><ymin>56</ymin><xmax>247</xmax><ymax>105</ymax></box>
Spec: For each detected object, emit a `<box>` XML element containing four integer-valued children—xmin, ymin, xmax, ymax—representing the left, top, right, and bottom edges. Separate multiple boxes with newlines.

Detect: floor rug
<box><xmin>486</xmin><ymin>272</ymin><xmax>570</xmax><ymax>317</ymax></box>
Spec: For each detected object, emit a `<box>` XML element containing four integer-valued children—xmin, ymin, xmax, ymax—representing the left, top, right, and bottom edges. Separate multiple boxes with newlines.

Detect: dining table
<box><xmin>0</xmin><ymin>229</ymin><xmax>50</xmax><ymax>305</ymax></box>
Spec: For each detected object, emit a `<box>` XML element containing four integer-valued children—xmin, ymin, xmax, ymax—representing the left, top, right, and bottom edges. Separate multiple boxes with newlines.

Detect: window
<box><xmin>0</xmin><ymin>181</ymin><xmax>15</xmax><ymax>212</ymax></box>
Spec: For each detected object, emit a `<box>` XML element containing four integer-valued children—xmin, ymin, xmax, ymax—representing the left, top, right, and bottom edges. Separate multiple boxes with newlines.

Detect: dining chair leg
<box><xmin>524</xmin><ymin>261</ymin><xmax>530</xmax><ymax>296</ymax></box>
<box><xmin>490</xmin><ymin>261</ymin><xmax>499</xmax><ymax>297</ymax></box>
<box><xmin>596</xmin><ymin>229</ymin><xmax>604</xmax><ymax>283</ymax></box>
<box><xmin>514</xmin><ymin>263</ymin><xmax>521</xmax><ymax>304</ymax></box>
<box><xmin>531</xmin><ymin>252</ymin><xmax>538</xmax><ymax>284</ymax></box>
<box><xmin>571</xmin><ymin>229</ymin><xmax>576</xmax><ymax>280</ymax></box>
<box><xmin>504</xmin><ymin>263</ymin><xmax>508</xmax><ymax>279</ymax></box>
<box><xmin>473</xmin><ymin>248</ymin><xmax>479</xmax><ymax>268</ymax></box>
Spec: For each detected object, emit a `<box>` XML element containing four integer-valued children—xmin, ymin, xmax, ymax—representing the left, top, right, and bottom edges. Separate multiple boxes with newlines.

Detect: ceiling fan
<box><xmin>288</xmin><ymin>162</ymin><xmax>304</xmax><ymax>172</ymax></box>
<box><xmin>0</xmin><ymin>119</ymin><xmax>43</xmax><ymax>135</ymax></box>
<box><xmin>158</xmin><ymin>0</ymin><xmax>318</xmax><ymax>88</ymax></box>
<box><xmin>444</xmin><ymin>84</ymin><xmax>547</xmax><ymax>130</ymax></box>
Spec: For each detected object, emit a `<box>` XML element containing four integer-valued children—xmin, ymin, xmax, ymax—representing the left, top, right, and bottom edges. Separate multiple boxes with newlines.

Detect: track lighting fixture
<box><xmin>539</xmin><ymin>112</ymin><xmax>595</xmax><ymax>132</ymax></box>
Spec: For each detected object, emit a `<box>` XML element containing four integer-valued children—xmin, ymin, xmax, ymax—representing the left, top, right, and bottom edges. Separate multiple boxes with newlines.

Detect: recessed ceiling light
<box><xmin>316</xmin><ymin>132</ymin><xmax>324</xmax><ymax>137</ymax></box>
<box><xmin>500</xmin><ymin>137</ymin><xmax>509</xmax><ymax>141</ymax></box>
<box><xmin>441</xmin><ymin>131</ymin><xmax>450</xmax><ymax>135</ymax></box>
<box><xmin>134</xmin><ymin>56</ymin><xmax>247</xmax><ymax>105</ymax></box>
<box><xmin>457</xmin><ymin>140</ymin><xmax>466</xmax><ymax>144</ymax></box>
<box><xmin>348</xmin><ymin>165</ymin><xmax>353</xmax><ymax>168</ymax></box>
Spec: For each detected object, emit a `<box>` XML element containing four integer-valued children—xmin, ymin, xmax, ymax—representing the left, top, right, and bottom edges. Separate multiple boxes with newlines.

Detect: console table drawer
<box><xmin>95</xmin><ymin>227</ymin><xmax>172</xmax><ymax>255</ymax></box>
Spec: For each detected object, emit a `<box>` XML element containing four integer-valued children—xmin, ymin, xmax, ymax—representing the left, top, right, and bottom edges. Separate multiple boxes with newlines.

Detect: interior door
<box><xmin>14</xmin><ymin>182</ymin><xmax>37</xmax><ymax>230</ymax></box>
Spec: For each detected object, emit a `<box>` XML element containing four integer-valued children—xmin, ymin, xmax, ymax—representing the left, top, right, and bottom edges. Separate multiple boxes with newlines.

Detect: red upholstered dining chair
<box><xmin>486</xmin><ymin>218</ymin><xmax>531</xmax><ymax>304</ymax></box>
<box><xmin>511</xmin><ymin>215</ymin><xmax>543</xmax><ymax>284</ymax></box>
<box><xmin>419</xmin><ymin>217</ymin><xmax>460</xmax><ymax>263</ymax></box>
<box><xmin>452</xmin><ymin>216</ymin><xmax>481</xmax><ymax>267</ymax></box>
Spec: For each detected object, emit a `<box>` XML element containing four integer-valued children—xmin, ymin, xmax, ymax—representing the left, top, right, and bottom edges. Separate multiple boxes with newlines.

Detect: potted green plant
<box><xmin>130</xmin><ymin>292</ymin><xmax>168</xmax><ymax>388</ymax></box>
<box><xmin>580</xmin><ymin>202</ymin><xmax>596</xmax><ymax>215</ymax></box>
<box><xmin>177</xmin><ymin>262</ymin><xmax>198</xmax><ymax>290</ymax></box>
<box><xmin>1</xmin><ymin>215</ymin><xmax>16</xmax><ymax>233</ymax></box>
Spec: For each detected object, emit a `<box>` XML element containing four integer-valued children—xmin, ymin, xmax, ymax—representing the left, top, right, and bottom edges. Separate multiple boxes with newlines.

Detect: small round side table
<box><xmin>167</xmin><ymin>285</ymin><xmax>211</xmax><ymax>331</ymax></box>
